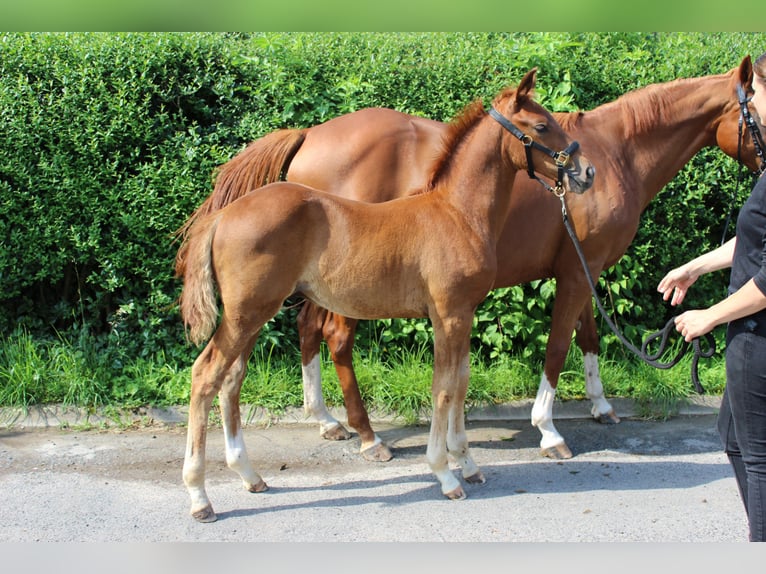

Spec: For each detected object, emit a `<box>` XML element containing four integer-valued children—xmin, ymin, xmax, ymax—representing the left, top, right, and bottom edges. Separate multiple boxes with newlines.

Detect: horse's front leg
<box><xmin>574</xmin><ymin>303</ymin><xmax>620</xmax><ymax>424</ymax></box>
<box><xmin>531</xmin><ymin>279</ymin><xmax>592</xmax><ymax>460</ymax></box>
<box><xmin>297</xmin><ymin>303</ymin><xmax>351</xmax><ymax>441</ymax></box>
<box><xmin>323</xmin><ymin>313</ymin><xmax>392</xmax><ymax>462</ymax></box>
<box><xmin>446</xmin><ymin>352</ymin><xmax>485</xmax><ymax>485</ymax></box>
<box><xmin>427</xmin><ymin>311</ymin><xmax>480</xmax><ymax>499</ymax></box>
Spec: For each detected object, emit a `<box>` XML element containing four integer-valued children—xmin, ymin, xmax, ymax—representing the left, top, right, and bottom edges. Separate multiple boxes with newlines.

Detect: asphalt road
<box><xmin>0</xmin><ymin>405</ymin><xmax>752</xmax><ymax>543</ymax></box>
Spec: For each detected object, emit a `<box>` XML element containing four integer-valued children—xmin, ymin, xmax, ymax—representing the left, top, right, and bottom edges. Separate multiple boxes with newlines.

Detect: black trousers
<box><xmin>718</xmin><ymin>316</ymin><xmax>766</xmax><ymax>542</ymax></box>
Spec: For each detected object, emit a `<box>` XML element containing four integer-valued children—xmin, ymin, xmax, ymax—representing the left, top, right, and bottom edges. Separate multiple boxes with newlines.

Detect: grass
<box><xmin>0</xmin><ymin>329</ymin><xmax>725</xmax><ymax>422</ymax></box>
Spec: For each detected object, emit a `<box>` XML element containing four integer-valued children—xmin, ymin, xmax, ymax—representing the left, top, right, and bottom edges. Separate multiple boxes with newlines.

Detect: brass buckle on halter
<box><xmin>554</xmin><ymin>151</ymin><xmax>570</xmax><ymax>168</ymax></box>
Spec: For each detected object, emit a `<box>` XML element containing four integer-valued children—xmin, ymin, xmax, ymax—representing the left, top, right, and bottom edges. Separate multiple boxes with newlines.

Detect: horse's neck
<box><xmin>583</xmin><ymin>74</ymin><xmax>730</xmax><ymax>209</ymax></box>
<box><xmin>434</xmin><ymin>120</ymin><xmax>516</xmax><ymax>244</ymax></box>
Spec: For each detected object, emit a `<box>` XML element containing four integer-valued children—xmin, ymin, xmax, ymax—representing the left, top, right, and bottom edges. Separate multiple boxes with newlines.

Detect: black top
<box><xmin>731</xmin><ymin>173</ymin><xmax>766</xmax><ymax>297</ymax></box>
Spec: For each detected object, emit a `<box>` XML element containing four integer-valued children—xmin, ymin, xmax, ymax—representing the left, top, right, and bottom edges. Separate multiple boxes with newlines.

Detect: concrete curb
<box><xmin>0</xmin><ymin>395</ymin><xmax>722</xmax><ymax>430</ymax></box>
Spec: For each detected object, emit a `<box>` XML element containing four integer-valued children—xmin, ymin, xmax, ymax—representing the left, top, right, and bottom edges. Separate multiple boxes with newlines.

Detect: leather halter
<box><xmin>488</xmin><ymin>106</ymin><xmax>580</xmax><ymax>195</ymax></box>
<box><xmin>737</xmin><ymin>82</ymin><xmax>766</xmax><ymax>175</ymax></box>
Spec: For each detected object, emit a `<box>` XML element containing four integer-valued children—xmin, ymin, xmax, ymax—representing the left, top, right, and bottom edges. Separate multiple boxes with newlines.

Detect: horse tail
<box><xmin>174</xmin><ymin>128</ymin><xmax>307</xmax><ymax>245</ymax></box>
<box><xmin>176</xmin><ymin>213</ymin><xmax>222</xmax><ymax>346</ymax></box>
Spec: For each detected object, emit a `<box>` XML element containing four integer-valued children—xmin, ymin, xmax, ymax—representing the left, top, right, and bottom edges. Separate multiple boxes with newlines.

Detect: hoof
<box><xmin>191</xmin><ymin>505</ymin><xmax>217</xmax><ymax>523</ymax></box>
<box><xmin>246</xmin><ymin>478</ymin><xmax>269</xmax><ymax>493</ymax></box>
<box><xmin>321</xmin><ymin>423</ymin><xmax>352</xmax><ymax>441</ymax></box>
<box><xmin>541</xmin><ymin>442</ymin><xmax>573</xmax><ymax>460</ymax></box>
<box><xmin>444</xmin><ymin>485</ymin><xmax>467</xmax><ymax>500</ymax></box>
<box><xmin>595</xmin><ymin>410</ymin><xmax>621</xmax><ymax>425</ymax></box>
<box><xmin>465</xmin><ymin>471</ymin><xmax>486</xmax><ymax>485</ymax></box>
<box><xmin>361</xmin><ymin>442</ymin><xmax>393</xmax><ymax>462</ymax></box>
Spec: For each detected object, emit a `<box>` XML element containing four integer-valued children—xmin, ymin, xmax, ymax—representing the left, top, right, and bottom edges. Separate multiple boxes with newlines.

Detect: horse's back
<box><xmin>288</xmin><ymin>108</ymin><xmax>446</xmax><ymax>201</ymax></box>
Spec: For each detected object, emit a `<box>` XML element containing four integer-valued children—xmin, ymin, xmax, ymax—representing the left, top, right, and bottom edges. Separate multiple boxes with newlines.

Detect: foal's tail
<box><xmin>174</xmin><ymin>128</ymin><xmax>307</xmax><ymax>247</ymax></box>
<box><xmin>176</xmin><ymin>213</ymin><xmax>222</xmax><ymax>346</ymax></box>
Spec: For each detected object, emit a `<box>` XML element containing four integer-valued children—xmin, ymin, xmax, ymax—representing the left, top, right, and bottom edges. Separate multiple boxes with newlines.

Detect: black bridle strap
<box><xmin>736</xmin><ymin>82</ymin><xmax>766</xmax><ymax>175</ymax></box>
<box><xmin>488</xmin><ymin>107</ymin><xmax>580</xmax><ymax>194</ymax></box>
<box><xmin>721</xmin><ymin>83</ymin><xmax>766</xmax><ymax>244</ymax></box>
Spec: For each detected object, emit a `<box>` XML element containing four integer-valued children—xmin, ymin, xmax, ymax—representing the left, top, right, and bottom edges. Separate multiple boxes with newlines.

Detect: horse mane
<box><xmin>424</xmin><ymin>97</ymin><xmax>491</xmax><ymax>191</ymax></box>
<box><xmin>599</xmin><ymin>77</ymin><xmax>703</xmax><ymax>138</ymax></box>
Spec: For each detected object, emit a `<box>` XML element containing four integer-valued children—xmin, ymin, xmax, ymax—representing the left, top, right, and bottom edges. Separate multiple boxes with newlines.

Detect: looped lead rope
<box><xmin>559</xmin><ymin>195</ymin><xmax>716</xmax><ymax>393</ymax></box>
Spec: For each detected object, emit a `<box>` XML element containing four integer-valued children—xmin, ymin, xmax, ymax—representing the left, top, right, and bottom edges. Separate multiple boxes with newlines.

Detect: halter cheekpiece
<box><xmin>488</xmin><ymin>106</ymin><xmax>580</xmax><ymax>195</ymax></box>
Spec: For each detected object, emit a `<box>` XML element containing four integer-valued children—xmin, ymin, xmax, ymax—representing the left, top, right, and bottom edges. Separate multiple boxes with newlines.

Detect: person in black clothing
<box><xmin>657</xmin><ymin>51</ymin><xmax>766</xmax><ymax>542</ymax></box>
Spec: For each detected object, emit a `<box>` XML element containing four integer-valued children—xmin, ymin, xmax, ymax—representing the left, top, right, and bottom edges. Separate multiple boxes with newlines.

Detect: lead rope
<box><xmin>557</xmin><ymin>193</ymin><xmax>715</xmax><ymax>393</ymax></box>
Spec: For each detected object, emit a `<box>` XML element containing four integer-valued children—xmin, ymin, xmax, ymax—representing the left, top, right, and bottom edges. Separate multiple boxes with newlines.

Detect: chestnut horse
<box><xmin>179</xmin><ymin>56</ymin><xmax>763</xmax><ymax>463</ymax></box>
<box><xmin>175</xmin><ymin>70</ymin><xmax>595</xmax><ymax>522</ymax></box>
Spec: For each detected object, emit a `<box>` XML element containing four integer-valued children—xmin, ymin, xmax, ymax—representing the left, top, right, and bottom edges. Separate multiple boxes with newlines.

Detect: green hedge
<box><xmin>1</xmin><ymin>32</ymin><xmax>763</xmax><ymax>375</ymax></box>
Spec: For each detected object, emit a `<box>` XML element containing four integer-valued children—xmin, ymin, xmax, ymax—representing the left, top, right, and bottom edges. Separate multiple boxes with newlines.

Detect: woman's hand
<box><xmin>657</xmin><ymin>265</ymin><xmax>698</xmax><ymax>307</ymax></box>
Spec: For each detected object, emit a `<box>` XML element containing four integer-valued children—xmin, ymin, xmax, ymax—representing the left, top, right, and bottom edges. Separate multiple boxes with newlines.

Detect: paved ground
<box><xmin>0</xmin><ymin>398</ymin><xmax>753</xmax><ymax>543</ymax></box>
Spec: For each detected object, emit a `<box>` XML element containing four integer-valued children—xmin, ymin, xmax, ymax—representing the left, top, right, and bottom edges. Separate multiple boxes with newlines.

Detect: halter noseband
<box><xmin>736</xmin><ymin>82</ymin><xmax>766</xmax><ymax>175</ymax></box>
<box><xmin>488</xmin><ymin>106</ymin><xmax>580</xmax><ymax>195</ymax></box>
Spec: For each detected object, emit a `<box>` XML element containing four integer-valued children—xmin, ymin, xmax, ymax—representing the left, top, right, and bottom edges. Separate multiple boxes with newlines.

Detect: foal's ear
<box><xmin>515</xmin><ymin>68</ymin><xmax>538</xmax><ymax>105</ymax></box>
<box><xmin>738</xmin><ymin>55</ymin><xmax>753</xmax><ymax>90</ymax></box>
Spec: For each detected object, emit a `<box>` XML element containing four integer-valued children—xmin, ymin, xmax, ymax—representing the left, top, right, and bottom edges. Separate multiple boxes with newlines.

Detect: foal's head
<box><xmin>492</xmin><ymin>68</ymin><xmax>595</xmax><ymax>194</ymax></box>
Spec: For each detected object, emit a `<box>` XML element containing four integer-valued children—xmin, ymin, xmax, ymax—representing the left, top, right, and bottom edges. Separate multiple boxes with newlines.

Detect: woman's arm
<box><xmin>674</xmin><ymin>278</ymin><xmax>766</xmax><ymax>342</ymax></box>
<box><xmin>657</xmin><ymin>237</ymin><xmax>737</xmax><ymax>307</ymax></box>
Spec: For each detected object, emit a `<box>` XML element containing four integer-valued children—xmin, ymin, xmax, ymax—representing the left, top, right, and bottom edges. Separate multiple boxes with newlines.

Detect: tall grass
<box><xmin>0</xmin><ymin>329</ymin><xmax>725</xmax><ymax>421</ymax></box>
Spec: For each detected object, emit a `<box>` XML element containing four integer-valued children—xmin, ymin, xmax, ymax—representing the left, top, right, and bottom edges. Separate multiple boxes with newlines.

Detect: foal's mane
<box><xmin>424</xmin><ymin>91</ymin><xmax>512</xmax><ymax>191</ymax></box>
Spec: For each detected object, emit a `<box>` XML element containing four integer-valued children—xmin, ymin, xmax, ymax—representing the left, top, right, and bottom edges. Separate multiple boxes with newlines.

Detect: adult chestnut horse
<box><xmin>179</xmin><ymin>56</ymin><xmax>764</xmax><ymax>463</ymax></box>
<box><xmin>175</xmin><ymin>70</ymin><xmax>595</xmax><ymax>522</ymax></box>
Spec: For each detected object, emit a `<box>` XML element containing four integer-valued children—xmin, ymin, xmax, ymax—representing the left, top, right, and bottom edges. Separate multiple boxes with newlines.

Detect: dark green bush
<box><xmin>0</xmin><ymin>31</ymin><xmax>763</xmax><ymax>397</ymax></box>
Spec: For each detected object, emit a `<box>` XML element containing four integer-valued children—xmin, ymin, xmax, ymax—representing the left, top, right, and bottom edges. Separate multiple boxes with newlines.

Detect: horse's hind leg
<box><xmin>324</xmin><ymin>313</ymin><xmax>392</xmax><ymax>462</ymax></box>
<box><xmin>219</xmin><ymin>353</ymin><xmax>269</xmax><ymax>494</ymax></box>
<box><xmin>182</xmin><ymin>337</ymin><xmax>234</xmax><ymax>522</ymax></box>
<box><xmin>183</xmin><ymin>318</ymin><xmax>262</xmax><ymax>523</ymax></box>
<box><xmin>574</xmin><ymin>304</ymin><xmax>620</xmax><ymax>424</ymax></box>
<box><xmin>297</xmin><ymin>303</ymin><xmax>352</xmax><ymax>441</ymax></box>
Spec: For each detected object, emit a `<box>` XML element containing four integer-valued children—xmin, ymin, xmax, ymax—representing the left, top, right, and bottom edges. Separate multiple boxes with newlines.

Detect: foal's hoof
<box><xmin>465</xmin><ymin>471</ymin><xmax>486</xmax><ymax>485</ymax></box>
<box><xmin>444</xmin><ymin>485</ymin><xmax>467</xmax><ymax>500</ymax></box>
<box><xmin>246</xmin><ymin>478</ymin><xmax>269</xmax><ymax>493</ymax></box>
<box><xmin>361</xmin><ymin>442</ymin><xmax>393</xmax><ymax>462</ymax></box>
<box><xmin>541</xmin><ymin>442</ymin><xmax>573</xmax><ymax>460</ymax></box>
<box><xmin>321</xmin><ymin>423</ymin><xmax>353</xmax><ymax>441</ymax></box>
<box><xmin>191</xmin><ymin>505</ymin><xmax>217</xmax><ymax>523</ymax></box>
<box><xmin>594</xmin><ymin>410</ymin><xmax>621</xmax><ymax>425</ymax></box>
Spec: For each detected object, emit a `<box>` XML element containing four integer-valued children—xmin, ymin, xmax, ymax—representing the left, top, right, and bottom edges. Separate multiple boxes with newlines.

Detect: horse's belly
<box><xmin>298</xmin><ymin>280</ymin><xmax>426</xmax><ymax>320</ymax></box>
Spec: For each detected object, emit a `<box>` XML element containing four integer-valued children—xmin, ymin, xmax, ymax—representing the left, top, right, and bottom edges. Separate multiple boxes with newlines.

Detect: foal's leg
<box><xmin>427</xmin><ymin>312</ymin><xmax>479</xmax><ymax>499</ymax></box>
<box><xmin>219</xmin><ymin>353</ymin><xmax>269</xmax><ymax>495</ymax></box>
<box><xmin>323</xmin><ymin>313</ymin><xmax>392</xmax><ymax>462</ymax></box>
<box><xmin>183</xmin><ymin>328</ymin><xmax>253</xmax><ymax>522</ymax></box>
<box><xmin>446</xmin><ymin>351</ymin><xmax>485</xmax><ymax>485</ymax></box>
<box><xmin>183</xmin><ymin>312</ymin><xmax>267</xmax><ymax>523</ymax></box>
<box><xmin>297</xmin><ymin>303</ymin><xmax>351</xmax><ymax>441</ymax></box>
<box><xmin>574</xmin><ymin>304</ymin><xmax>619</xmax><ymax>424</ymax></box>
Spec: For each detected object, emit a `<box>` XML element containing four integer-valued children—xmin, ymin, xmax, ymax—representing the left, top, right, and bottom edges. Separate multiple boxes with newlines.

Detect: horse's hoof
<box><xmin>246</xmin><ymin>479</ymin><xmax>269</xmax><ymax>493</ymax></box>
<box><xmin>595</xmin><ymin>410</ymin><xmax>621</xmax><ymax>425</ymax></box>
<box><xmin>191</xmin><ymin>505</ymin><xmax>217</xmax><ymax>523</ymax></box>
<box><xmin>541</xmin><ymin>443</ymin><xmax>573</xmax><ymax>460</ymax></box>
<box><xmin>361</xmin><ymin>442</ymin><xmax>393</xmax><ymax>462</ymax></box>
<box><xmin>321</xmin><ymin>423</ymin><xmax>352</xmax><ymax>441</ymax></box>
<box><xmin>444</xmin><ymin>486</ymin><xmax>467</xmax><ymax>500</ymax></box>
<box><xmin>465</xmin><ymin>471</ymin><xmax>486</xmax><ymax>485</ymax></box>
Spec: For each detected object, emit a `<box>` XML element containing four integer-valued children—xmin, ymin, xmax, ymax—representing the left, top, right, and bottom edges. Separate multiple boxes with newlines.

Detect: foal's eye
<box><xmin>534</xmin><ymin>124</ymin><xmax>548</xmax><ymax>133</ymax></box>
